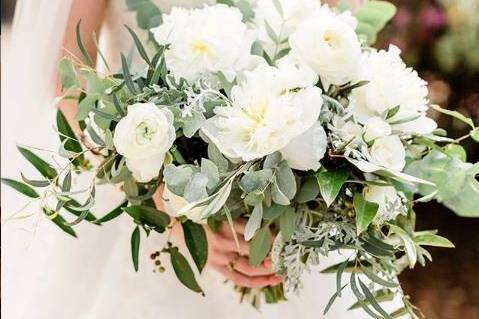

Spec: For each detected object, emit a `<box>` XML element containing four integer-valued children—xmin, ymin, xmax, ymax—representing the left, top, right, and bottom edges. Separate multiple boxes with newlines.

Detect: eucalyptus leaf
<box><xmin>244</xmin><ymin>203</ymin><xmax>263</xmax><ymax>241</ymax></box>
<box><xmin>201</xmin><ymin>158</ymin><xmax>220</xmax><ymax>190</ymax></box>
<box><xmin>240</xmin><ymin>169</ymin><xmax>273</xmax><ymax>193</ymax></box>
<box><xmin>249</xmin><ymin>226</ymin><xmax>273</xmax><ymax>267</ymax></box>
<box><xmin>279</xmin><ymin>207</ymin><xmax>296</xmax><ymax>241</ymax></box>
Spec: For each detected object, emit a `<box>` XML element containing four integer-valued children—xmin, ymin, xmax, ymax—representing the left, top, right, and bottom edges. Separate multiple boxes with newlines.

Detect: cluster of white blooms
<box><xmin>113</xmin><ymin>2</ymin><xmax>436</xmax><ymax>226</ymax></box>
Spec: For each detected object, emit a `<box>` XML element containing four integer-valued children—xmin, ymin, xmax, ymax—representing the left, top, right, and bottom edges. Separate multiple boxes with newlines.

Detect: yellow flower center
<box><xmin>191</xmin><ymin>41</ymin><xmax>209</xmax><ymax>55</ymax></box>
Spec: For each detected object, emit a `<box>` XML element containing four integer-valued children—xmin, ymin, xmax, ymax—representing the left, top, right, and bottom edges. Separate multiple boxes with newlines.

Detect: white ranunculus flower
<box><xmin>289</xmin><ymin>7</ymin><xmax>361</xmax><ymax>86</ymax></box>
<box><xmin>351</xmin><ymin>45</ymin><xmax>437</xmax><ymax>134</ymax></box>
<box><xmin>363</xmin><ymin>116</ymin><xmax>392</xmax><ymax>142</ymax></box>
<box><xmin>151</xmin><ymin>4</ymin><xmax>259</xmax><ymax>83</ymax></box>
<box><xmin>370</xmin><ymin>135</ymin><xmax>406</xmax><ymax>171</ymax></box>
<box><xmin>363</xmin><ymin>185</ymin><xmax>405</xmax><ymax>224</ymax></box>
<box><xmin>113</xmin><ymin>103</ymin><xmax>176</xmax><ymax>182</ymax></box>
<box><xmin>162</xmin><ymin>186</ymin><xmax>205</xmax><ymax>223</ymax></box>
<box><xmin>280</xmin><ymin>121</ymin><xmax>327</xmax><ymax>171</ymax></box>
<box><xmin>201</xmin><ymin>65</ymin><xmax>323</xmax><ymax>161</ymax></box>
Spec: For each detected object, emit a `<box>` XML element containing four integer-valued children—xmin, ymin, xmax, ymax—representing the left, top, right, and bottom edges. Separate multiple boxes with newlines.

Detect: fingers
<box><xmin>209</xmin><ymin>253</ymin><xmax>275</xmax><ymax>277</ymax></box>
<box><xmin>218</xmin><ymin>219</ymin><xmax>246</xmax><ymax>236</ymax></box>
<box><xmin>215</xmin><ymin>265</ymin><xmax>282</xmax><ymax>288</ymax></box>
<box><xmin>208</xmin><ymin>227</ymin><xmax>249</xmax><ymax>256</ymax></box>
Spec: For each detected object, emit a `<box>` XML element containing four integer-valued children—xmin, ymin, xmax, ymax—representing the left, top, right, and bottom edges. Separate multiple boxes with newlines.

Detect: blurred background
<box><xmin>1</xmin><ymin>0</ymin><xmax>478</xmax><ymax>318</ymax></box>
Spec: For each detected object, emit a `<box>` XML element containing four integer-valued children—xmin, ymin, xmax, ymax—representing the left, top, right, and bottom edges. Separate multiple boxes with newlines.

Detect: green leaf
<box><xmin>244</xmin><ymin>203</ymin><xmax>263</xmax><ymax>241</ymax></box>
<box><xmin>295</xmin><ymin>176</ymin><xmax>320</xmax><ymax>203</ymax></box>
<box><xmin>17</xmin><ymin>146</ymin><xmax>57</xmax><ymax>179</ymax></box>
<box><xmin>358</xmin><ymin>278</ymin><xmax>392</xmax><ymax>319</ymax></box>
<box><xmin>272</xmin><ymin>0</ymin><xmax>284</xmax><ymax>18</ymax></box>
<box><xmin>75</xmin><ymin>20</ymin><xmax>93</xmax><ymax>66</ymax></box>
<box><xmin>276</xmin><ymin>161</ymin><xmax>296</xmax><ymax>200</ymax></box>
<box><xmin>350</xmin><ymin>273</ymin><xmax>383</xmax><ymax>319</ymax></box>
<box><xmin>123</xmin><ymin>205</ymin><xmax>171</xmax><ymax>232</ymax></box>
<box><xmin>182</xmin><ymin>220</ymin><xmax>208</xmax><ymax>273</ymax></box>
<box><xmin>360</xmin><ymin>265</ymin><xmax>398</xmax><ymax>288</ymax></box>
<box><xmin>63</xmin><ymin>199</ymin><xmax>98</xmax><ymax>223</ymax></box>
<box><xmin>1</xmin><ymin>178</ymin><xmax>39</xmax><ymax>198</ymax></box>
<box><xmin>58</xmin><ymin>57</ymin><xmax>79</xmax><ymax>89</ymax></box>
<box><xmin>316</xmin><ymin>168</ymin><xmax>349</xmax><ymax>207</ymax></box>
<box><xmin>263</xmin><ymin>204</ymin><xmax>288</xmax><ymax>221</ymax></box>
<box><xmin>131</xmin><ymin>226</ymin><xmax>140</xmax><ymax>271</ymax></box>
<box><xmin>279</xmin><ymin>207</ymin><xmax>296</xmax><ymax>241</ymax></box>
<box><xmin>355</xmin><ymin>1</ymin><xmax>397</xmax><ymax>44</ymax></box>
<box><xmin>44</xmin><ymin>208</ymin><xmax>77</xmax><ymax>238</ymax></box>
<box><xmin>124</xmin><ymin>24</ymin><xmax>151</xmax><ymax>65</ymax></box>
<box><xmin>324</xmin><ymin>284</ymin><xmax>348</xmax><ymax>315</ymax></box>
<box><xmin>388</xmin><ymin>223</ymin><xmax>417</xmax><ymax>268</ymax></box>
<box><xmin>470</xmin><ymin>127</ymin><xmax>479</xmax><ymax>142</ymax></box>
<box><xmin>95</xmin><ymin>201</ymin><xmax>128</xmax><ymax>223</ymax></box>
<box><xmin>240</xmin><ymin>169</ymin><xmax>273</xmax><ymax>193</ymax></box>
<box><xmin>413</xmin><ymin>233</ymin><xmax>454</xmax><ymax>248</ymax></box>
<box><xmin>348</xmin><ymin>288</ymin><xmax>395</xmax><ymax>310</ymax></box>
<box><xmin>354</xmin><ymin>193</ymin><xmax>379</xmax><ymax>235</ymax></box>
<box><xmin>57</xmin><ymin>111</ymin><xmax>84</xmax><ymax>166</ymax></box>
<box><xmin>170</xmin><ymin>246</ymin><xmax>204</xmax><ymax>294</ymax></box>
<box><xmin>430</xmin><ymin>104</ymin><xmax>475</xmax><ymax>129</ymax></box>
<box><xmin>249</xmin><ymin>225</ymin><xmax>273</xmax><ymax>267</ymax></box>
<box><xmin>201</xmin><ymin>158</ymin><xmax>220</xmax><ymax>190</ymax></box>
<box><xmin>121</xmin><ymin>53</ymin><xmax>139</xmax><ymax>95</ymax></box>
<box><xmin>406</xmin><ymin>150</ymin><xmax>479</xmax><ymax>217</ymax></box>
<box><xmin>443</xmin><ymin>144</ymin><xmax>467</xmax><ymax>161</ymax></box>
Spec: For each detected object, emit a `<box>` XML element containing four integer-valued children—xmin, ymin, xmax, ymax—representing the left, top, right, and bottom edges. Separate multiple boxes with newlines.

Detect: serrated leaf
<box><xmin>249</xmin><ymin>225</ymin><xmax>273</xmax><ymax>267</ymax></box>
<box><xmin>17</xmin><ymin>146</ymin><xmax>57</xmax><ymax>179</ymax></box>
<box><xmin>354</xmin><ymin>193</ymin><xmax>379</xmax><ymax>234</ymax></box>
<box><xmin>1</xmin><ymin>178</ymin><xmax>39</xmax><ymax>198</ymax></box>
<box><xmin>182</xmin><ymin>221</ymin><xmax>208</xmax><ymax>274</ymax></box>
<box><xmin>316</xmin><ymin>168</ymin><xmax>349</xmax><ymax>207</ymax></box>
<box><xmin>170</xmin><ymin>246</ymin><xmax>203</xmax><ymax>294</ymax></box>
<box><xmin>131</xmin><ymin>226</ymin><xmax>140</xmax><ymax>271</ymax></box>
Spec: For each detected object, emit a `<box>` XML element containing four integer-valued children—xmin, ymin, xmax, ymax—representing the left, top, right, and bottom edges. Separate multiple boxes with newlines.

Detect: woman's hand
<box><xmin>206</xmin><ymin>220</ymin><xmax>282</xmax><ymax>288</ymax></box>
<box><xmin>153</xmin><ymin>188</ymin><xmax>281</xmax><ymax>288</ymax></box>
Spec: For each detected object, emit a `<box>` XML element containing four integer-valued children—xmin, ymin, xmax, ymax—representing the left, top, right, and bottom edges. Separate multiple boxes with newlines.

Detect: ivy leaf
<box><xmin>249</xmin><ymin>225</ymin><xmax>273</xmax><ymax>267</ymax></box>
<box><xmin>182</xmin><ymin>220</ymin><xmax>208</xmax><ymax>273</ymax></box>
<box><xmin>1</xmin><ymin>178</ymin><xmax>39</xmax><ymax>198</ymax></box>
<box><xmin>17</xmin><ymin>146</ymin><xmax>57</xmax><ymax>179</ymax></box>
<box><xmin>316</xmin><ymin>168</ymin><xmax>349</xmax><ymax>207</ymax></box>
<box><xmin>131</xmin><ymin>226</ymin><xmax>140</xmax><ymax>271</ymax></box>
<box><xmin>354</xmin><ymin>193</ymin><xmax>379</xmax><ymax>235</ymax></box>
<box><xmin>170</xmin><ymin>246</ymin><xmax>204</xmax><ymax>294</ymax></box>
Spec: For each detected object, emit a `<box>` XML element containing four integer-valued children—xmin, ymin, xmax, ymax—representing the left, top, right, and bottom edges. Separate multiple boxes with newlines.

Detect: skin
<box><xmin>56</xmin><ymin>0</ymin><xmax>360</xmax><ymax>289</ymax></box>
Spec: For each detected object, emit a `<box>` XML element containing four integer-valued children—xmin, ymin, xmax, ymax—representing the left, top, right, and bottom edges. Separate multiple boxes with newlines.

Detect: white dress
<box><xmin>1</xmin><ymin>1</ymin><xmax>403</xmax><ymax>318</ymax></box>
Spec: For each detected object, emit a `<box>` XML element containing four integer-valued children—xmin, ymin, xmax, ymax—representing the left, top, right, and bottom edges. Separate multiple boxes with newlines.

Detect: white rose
<box><xmin>113</xmin><ymin>103</ymin><xmax>176</xmax><ymax>182</ymax></box>
<box><xmin>370</xmin><ymin>135</ymin><xmax>406</xmax><ymax>171</ymax></box>
<box><xmin>351</xmin><ymin>45</ymin><xmax>437</xmax><ymax>134</ymax></box>
<box><xmin>289</xmin><ymin>8</ymin><xmax>361</xmax><ymax>86</ymax></box>
<box><xmin>363</xmin><ymin>116</ymin><xmax>392</xmax><ymax>142</ymax></box>
<box><xmin>162</xmin><ymin>186</ymin><xmax>205</xmax><ymax>223</ymax></box>
<box><xmin>363</xmin><ymin>185</ymin><xmax>405</xmax><ymax>223</ymax></box>
<box><xmin>201</xmin><ymin>65</ymin><xmax>323</xmax><ymax>161</ymax></box>
<box><xmin>280</xmin><ymin>121</ymin><xmax>327</xmax><ymax>171</ymax></box>
<box><xmin>151</xmin><ymin>4</ymin><xmax>259</xmax><ymax>83</ymax></box>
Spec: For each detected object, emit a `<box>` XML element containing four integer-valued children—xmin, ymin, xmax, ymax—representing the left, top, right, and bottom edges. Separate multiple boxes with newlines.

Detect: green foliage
<box><xmin>249</xmin><ymin>225</ymin><xmax>273</xmax><ymax>267</ymax></box>
<box><xmin>169</xmin><ymin>246</ymin><xmax>204</xmax><ymax>294</ymax></box>
<box><xmin>316</xmin><ymin>168</ymin><xmax>349</xmax><ymax>207</ymax></box>
<box><xmin>44</xmin><ymin>208</ymin><xmax>77</xmax><ymax>238</ymax></box>
<box><xmin>279</xmin><ymin>207</ymin><xmax>296</xmax><ymax>241</ymax></box>
<box><xmin>413</xmin><ymin>232</ymin><xmax>454</xmax><ymax>248</ymax></box>
<box><xmin>354</xmin><ymin>193</ymin><xmax>379</xmax><ymax>234</ymax></box>
<box><xmin>17</xmin><ymin>146</ymin><xmax>57</xmax><ymax>179</ymax></box>
<box><xmin>295</xmin><ymin>176</ymin><xmax>320</xmax><ymax>203</ymax></box>
<box><xmin>355</xmin><ymin>1</ymin><xmax>397</xmax><ymax>44</ymax></box>
<box><xmin>56</xmin><ymin>111</ymin><xmax>84</xmax><ymax>166</ymax></box>
<box><xmin>126</xmin><ymin>0</ymin><xmax>163</xmax><ymax>30</ymax></box>
<box><xmin>406</xmin><ymin>150</ymin><xmax>479</xmax><ymax>217</ymax></box>
<box><xmin>94</xmin><ymin>201</ymin><xmax>128</xmax><ymax>224</ymax></box>
<box><xmin>58</xmin><ymin>57</ymin><xmax>79</xmax><ymax>89</ymax></box>
<box><xmin>182</xmin><ymin>220</ymin><xmax>208</xmax><ymax>273</ymax></box>
<box><xmin>131</xmin><ymin>226</ymin><xmax>141</xmax><ymax>271</ymax></box>
<box><xmin>1</xmin><ymin>178</ymin><xmax>39</xmax><ymax>198</ymax></box>
<box><xmin>123</xmin><ymin>205</ymin><xmax>171</xmax><ymax>232</ymax></box>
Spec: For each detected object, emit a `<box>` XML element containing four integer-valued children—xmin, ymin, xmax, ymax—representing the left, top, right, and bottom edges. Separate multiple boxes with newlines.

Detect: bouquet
<box><xmin>4</xmin><ymin>0</ymin><xmax>479</xmax><ymax>317</ymax></box>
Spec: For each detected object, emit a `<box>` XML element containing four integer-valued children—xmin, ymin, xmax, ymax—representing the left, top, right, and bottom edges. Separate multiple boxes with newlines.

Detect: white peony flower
<box><xmin>363</xmin><ymin>116</ymin><xmax>391</xmax><ymax>142</ymax></box>
<box><xmin>254</xmin><ymin>0</ymin><xmax>321</xmax><ymax>56</ymax></box>
<box><xmin>363</xmin><ymin>185</ymin><xmax>405</xmax><ymax>224</ymax></box>
<box><xmin>201</xmin><ymin>64</ymin><xmax>323</xmax><ymax>161</ymax></box>
<box><xmin>162</xmin><ymin>186</ymin><xmax>205</xmax><ymax>223</ymax></box>
<box><xmin>289</xmin><ymin>6</ymin><xmax>361</xmax><ymax>86</ymax></box>
<box><xmin>370</xmin><ymin>135</ymin><xmax>406</xmax><ymax>171</ymax></box>
<box><xmin>351</xmin><ymin>45</ymin><xmax>437</xmax><ymax>134</ymax></box>
<box><xmin>151</xmin><ymin>4</ymin><xmax>259</xmax><ymax>83</ymax></box>
<box><xmin>280</xmin><ymin>121</ymin><xmax>327</xmax><ymax>171</ymax></box>
<box><xmin>113</xmin><ymin>103</ymin><xmax>176</xmax><ymax>182</ymax></box>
